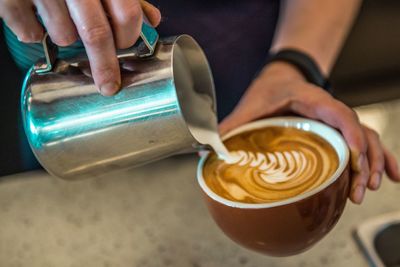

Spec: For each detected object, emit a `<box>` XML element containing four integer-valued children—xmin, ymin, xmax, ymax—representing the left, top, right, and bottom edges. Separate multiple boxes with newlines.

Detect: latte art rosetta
<box><xmin>228</xmin><ymin>150</ymin><xmax>314</xmax><ymax>184</ymax></box>
<box><xmin>203</xmin><ymin>126</ymin><xmax>339</xmax><ymax>203</ymax></box>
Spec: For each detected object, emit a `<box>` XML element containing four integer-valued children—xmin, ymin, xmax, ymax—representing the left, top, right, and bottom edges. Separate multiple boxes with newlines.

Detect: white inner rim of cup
<box><xmin>197</xmin><ymin>117</ymin><xmax>350</xmax><ymax>209</ymax></box>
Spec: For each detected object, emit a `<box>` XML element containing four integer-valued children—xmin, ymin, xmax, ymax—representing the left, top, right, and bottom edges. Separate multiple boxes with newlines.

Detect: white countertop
<box><xmin>1</xmin><ymin>100</ymin><xmax>400</xmax><ymax>267</ymax></box>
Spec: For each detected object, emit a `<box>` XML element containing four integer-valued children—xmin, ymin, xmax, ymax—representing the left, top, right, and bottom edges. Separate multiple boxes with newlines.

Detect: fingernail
<box><xmin>369</xmin><ymin>172</ymin><xmax>381</xmax><ymax>190</ymax></box>
<box><xmin>17</xmin><ymin>35</ymin><xmax>28</xmax><ymax>43</ymax></box>
<box><xmin>352</xmin><ymin>185</ymin><xmax>365</xmax><ymax>204</ymax></box>
<box><xmin>18</xmin><ymin>34</ymin><xmax>42</xmax><ymax>43</ymax></box>
<box><xmin>57</xmin><ymin>34</ymin><xmax>78</xmax><ymax>46</ymax></box>
<box><xmin>30</xmin><ymin>33</ymin><xmax>43</xmax><ymax>43</ymax></box>
<box><xmin>100</xmin><ymin>82</ymin><xmax>119</xmax><ymax>96</ymax></box>
<box><xmin>65</xmin><ymin>34</ymin><xmax>77</xmax><ymax>44</ymax></box>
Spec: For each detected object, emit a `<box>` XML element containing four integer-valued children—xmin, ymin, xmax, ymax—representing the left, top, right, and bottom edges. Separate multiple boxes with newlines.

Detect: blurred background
<box><xmin>0</xmin><ymin>0</ymin><xmax>400</xmax><ymax>176</ymax></box>
<box><xmin>332</xmin><ymin>0</ymin><xmax>400</xmax><ymax>105</ymax></box>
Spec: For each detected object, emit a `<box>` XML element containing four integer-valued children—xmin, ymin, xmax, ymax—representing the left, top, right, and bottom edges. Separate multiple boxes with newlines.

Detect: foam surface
<box><xmin>203</xmin><ymin>126</ymin><xmax>339</xmax><ymax>203</ymax></box>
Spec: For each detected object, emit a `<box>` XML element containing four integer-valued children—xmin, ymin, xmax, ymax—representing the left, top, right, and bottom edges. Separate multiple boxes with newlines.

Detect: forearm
<box><xmin>270</xmin><ymin>0</ymin><xmax>362</xmax><ymax>75</ymax></box>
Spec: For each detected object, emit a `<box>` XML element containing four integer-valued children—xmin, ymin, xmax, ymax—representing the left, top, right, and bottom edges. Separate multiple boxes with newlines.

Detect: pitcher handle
<box><xmin>35</xmin><ymin>17</ymin><xmax>159</xmax><ymax>74</ymax></box>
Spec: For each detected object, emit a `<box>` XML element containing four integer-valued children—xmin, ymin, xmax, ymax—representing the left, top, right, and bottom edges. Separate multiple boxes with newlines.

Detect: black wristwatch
<box><xmin>266</xmin><ymin>49</ymin><xmax>332</xmax><ymax>93</ymax></box>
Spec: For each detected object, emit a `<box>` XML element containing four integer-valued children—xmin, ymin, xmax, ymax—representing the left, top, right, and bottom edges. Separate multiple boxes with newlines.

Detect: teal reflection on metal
<box><xmin>24</xmin><ymin>79</ymin><xmax>179</xmax><ymax>149</ymax></box>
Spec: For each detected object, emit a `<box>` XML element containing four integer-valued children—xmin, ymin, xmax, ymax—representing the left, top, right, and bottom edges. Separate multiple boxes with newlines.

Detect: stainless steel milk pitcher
<box><xmin>21</xmin><ymin>22</ymin><xmax>217</xmax><ymax>180</ymax></box>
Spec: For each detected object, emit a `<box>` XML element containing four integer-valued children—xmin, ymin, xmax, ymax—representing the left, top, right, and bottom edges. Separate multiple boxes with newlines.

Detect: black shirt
<box><xmin>151</xmin><ymin>0</ymin><xmax>280</xmax><ymax>119</ymax></box>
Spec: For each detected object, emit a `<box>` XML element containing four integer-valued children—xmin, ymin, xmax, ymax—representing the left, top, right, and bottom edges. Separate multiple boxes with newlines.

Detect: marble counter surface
<box><xmin>1</xmin><ymin>100</ymin><xmax>400</xmax><ymax>267</ymax></box>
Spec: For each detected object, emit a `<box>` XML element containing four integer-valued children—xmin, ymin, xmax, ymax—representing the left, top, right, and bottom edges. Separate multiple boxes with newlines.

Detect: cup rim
<box><xmin>197</xmin><ymin>116</ymin><xmax>350</xmax><ymax>209</ymax></box>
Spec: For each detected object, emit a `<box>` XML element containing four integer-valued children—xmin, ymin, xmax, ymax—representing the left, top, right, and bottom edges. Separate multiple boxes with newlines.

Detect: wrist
<box><xmin>259</xmin><ymin>61</ymin><xmax>306</xmax><ymax>82</ymax></box>
<box><xmin>263</xmin><ymin>49</ymin><xmax>332</xmax><ymax>93</ymax></box>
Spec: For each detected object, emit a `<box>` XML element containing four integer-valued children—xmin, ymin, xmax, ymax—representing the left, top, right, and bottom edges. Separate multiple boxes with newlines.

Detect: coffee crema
<box><xmin>203</xmin><ymin>126</ymin><xmax>339</xmax><ymax>203</ymax></box>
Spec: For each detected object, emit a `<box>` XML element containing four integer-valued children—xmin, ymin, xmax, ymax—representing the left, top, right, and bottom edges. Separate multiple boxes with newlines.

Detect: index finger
<box><xmin>66</xmin><ymin>0</ymin><xmax>120</xmax><ymax>95</ymax></box>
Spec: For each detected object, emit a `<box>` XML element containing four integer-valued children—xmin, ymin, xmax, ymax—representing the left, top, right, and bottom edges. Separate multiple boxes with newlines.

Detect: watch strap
<box><xmin>267</xmin><ymin>49</ymin><xmax>332</xmax><ymax>93</ymax></box>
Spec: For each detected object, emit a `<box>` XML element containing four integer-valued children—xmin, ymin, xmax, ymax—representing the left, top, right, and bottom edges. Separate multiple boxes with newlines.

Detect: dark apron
<box><xmin>151</xmin><ymin>0</ymin><xmax>280</xmax><ymax>119</ymax></box>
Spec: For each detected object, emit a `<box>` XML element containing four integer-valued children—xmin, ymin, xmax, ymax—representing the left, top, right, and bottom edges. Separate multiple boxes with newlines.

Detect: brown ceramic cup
<box><xmin>197</xmin><ymin>117</ymin><xmax>350</xmax><ymax>256</ymax></box>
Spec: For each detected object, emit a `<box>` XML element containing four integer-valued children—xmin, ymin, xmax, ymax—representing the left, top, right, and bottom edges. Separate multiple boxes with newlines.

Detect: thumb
<box><xmin>140</xmin><ymin>0</ymin><xmax>161</xmax><ymax>27</ymax></box>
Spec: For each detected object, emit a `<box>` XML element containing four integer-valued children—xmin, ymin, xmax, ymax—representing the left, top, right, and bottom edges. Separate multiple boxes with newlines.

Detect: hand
<box><xmin>220</xmin><ymin>61</ymin><xmax>400</xmax><ymax>204</ymax></box>
<box><xmin>0</xmin><ymin>0</ymin><xmax>161</xmax><ymax>95</ymax></box>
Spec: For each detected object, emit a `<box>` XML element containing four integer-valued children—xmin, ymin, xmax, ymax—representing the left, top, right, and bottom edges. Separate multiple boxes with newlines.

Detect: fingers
<box><xmin>383</xmin><ymin>147</ymin><xmax>400</xmax><ymax>182</ymax></box>
<box><xmin>290</xmin><ymin>88</ymin><xmax>371</xmax><ymax>203</ymax></box>
<box><xmin>349</xmin><ymin>149</ymin><xmax>370</xmax><ymax>204</ymax></box>
<box><xmin>0</xmin><ymin>0</ymin><xmax>43</xmax><ymax>42</ymax></box>
<box><xmin>291</xmin><ymin>90</ymin><xmax>368</xmax><ymax>171</ymax></box>
<box><xmin>102</xmin><ymin>0</ymin><xmax>142</xmax><ymax>49</ymax></box>
<box><xmin>33</xmin><ymin>0</ymin><xmax>78</xmax><ymax>46</ymax></box>
<box><xmin>102</xmin><ymin>0</ymin><xmax>161</xmax><ymax>49</ymax></box>
<box><xmin>322</xmin><ymin>100</ymin><xmax>368</xmax><ymax>172</ymax></box>
<box><xmin>312</xmin><ymin>99</ymin><xmax>370</xmax><ymax>204</ymax></box>
<box><xmin>66</xmin><ymin>0</ymin><xmax>120</xmax><ymax>95</ymax></box>
<box><xmin>352</xmin><ymin>124</ymin><xmax>400</xmax><ymax>204</ymax></box>
<box><xmin>364</xmin><ymin>126</ymin><xmax>385</xmax><ymax>190</ymax></box>
<box><xmin>140</xmin><ymin>0</ymin><xmax>162</xmax><ymax>27</ymax></box>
